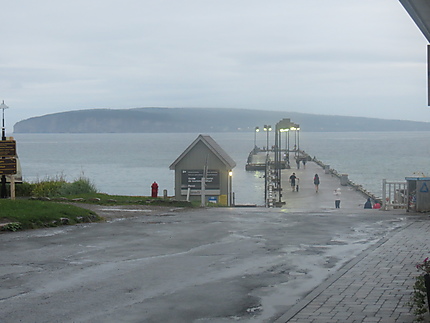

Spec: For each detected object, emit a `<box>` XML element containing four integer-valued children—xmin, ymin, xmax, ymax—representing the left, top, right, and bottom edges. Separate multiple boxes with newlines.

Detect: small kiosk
<box><xmin>406</xmin><ymin>176</ymin><xmax>430</xmax><ymax>212</ymax></box>
<box><xmin>169</xmin><ymin>135</ymin><xmax>236</xmax><ymax>206</ymax></box>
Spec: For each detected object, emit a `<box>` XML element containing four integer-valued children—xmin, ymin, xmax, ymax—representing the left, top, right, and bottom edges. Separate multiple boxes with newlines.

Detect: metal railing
<box><xmin>382</xmin><ymin>179</ymin><xmax>407</xmax><ymax>210</ymax></box>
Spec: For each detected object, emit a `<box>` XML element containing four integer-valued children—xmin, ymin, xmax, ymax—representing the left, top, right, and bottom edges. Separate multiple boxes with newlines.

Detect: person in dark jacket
<box><xmin>313</xmin><ymin>174</ymin><xmax>320</xmax><ymax>193</ymax></box>
<box><xmin>289</xmin><ymin>173</ymin><xmax>296</xmax><ymax>191</ymax></box>
<box><xmin>364</xmin><ymin>198</ymin><xmax>372</xmax><ymax>209</ymax></box>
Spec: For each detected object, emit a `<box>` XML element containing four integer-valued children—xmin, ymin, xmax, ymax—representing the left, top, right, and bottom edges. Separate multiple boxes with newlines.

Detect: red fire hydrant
<box><xmin>151</xmin><ymin>181</ymin><xmax>159</xmax><ymax>198</ymax></box>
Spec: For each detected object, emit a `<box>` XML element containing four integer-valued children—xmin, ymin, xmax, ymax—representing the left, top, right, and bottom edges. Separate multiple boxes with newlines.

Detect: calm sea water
<box><xmin>11</xmin><ymin>131</ymin><xmax>430</xmax><ymax>205</ymax></box>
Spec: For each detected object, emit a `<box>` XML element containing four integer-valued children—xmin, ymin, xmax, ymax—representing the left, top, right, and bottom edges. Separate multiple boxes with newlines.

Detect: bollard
<box><xmin>163</xmin><ymin>189</ymin><xmax>168</xmax><ymax>199</ymax></box>
<box><xmin>340</xmin><ymin>174</ymin><xmax>349</xmax><ymax>186</ymax></box>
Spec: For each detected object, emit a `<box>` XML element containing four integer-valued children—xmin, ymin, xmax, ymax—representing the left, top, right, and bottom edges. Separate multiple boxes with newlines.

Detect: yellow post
<box><xmin>219</xmin><ymin>195</ymin><xmax>227</xmax><ymax>206</ymax></box>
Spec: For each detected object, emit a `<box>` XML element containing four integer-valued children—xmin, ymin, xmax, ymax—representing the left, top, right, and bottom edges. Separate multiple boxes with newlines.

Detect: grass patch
<box><xmin>14</xmin><ymin>176</ymin><xmax>193</xmax><ymax>207</ymax></box>
<box><xmin>0</xmin><ymin>200</ymin><xmax>100</xmax><ymax>232</ymax></box>
<box><xmin>0</xmin><ymin>176</ymin><xmax>197</xmax><ymax>233</ymax></box>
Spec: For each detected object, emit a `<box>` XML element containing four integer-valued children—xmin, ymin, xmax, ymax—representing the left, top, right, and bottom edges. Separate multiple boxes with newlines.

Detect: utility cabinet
<box><xmin>406</xmin><ymin>176</ymin><xmax>430</xmax><ymax>212</ymax></box>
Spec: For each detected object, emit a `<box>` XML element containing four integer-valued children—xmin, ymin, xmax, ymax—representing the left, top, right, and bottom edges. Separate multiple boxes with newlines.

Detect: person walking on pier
<box><xmin>334</xmin><ymin>188</ymin><xmax>341</xmax><ymax>208</ymax></box>
<box><xmin>289</xmin><ymin>173</ymin><xmax>297</xmax><ymax>192</ymax></box>
<box><xmin>313</xmin><ymin>174</ymin><xmax>320</xmax><ymax>193</ymax></box>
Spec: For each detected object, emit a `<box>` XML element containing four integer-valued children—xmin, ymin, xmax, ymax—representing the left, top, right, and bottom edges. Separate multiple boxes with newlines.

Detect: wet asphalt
<box><xmin>0</xmin><ymin>189</ymin><xmax>411</xmax><ymax>322</ymax></box>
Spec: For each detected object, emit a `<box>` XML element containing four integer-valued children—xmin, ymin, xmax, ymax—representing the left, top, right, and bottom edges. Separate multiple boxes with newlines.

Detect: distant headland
<box><xmin>13</xmin><ymin>107</ymin><xmax>430</xmax><ymax>133</ymax></box>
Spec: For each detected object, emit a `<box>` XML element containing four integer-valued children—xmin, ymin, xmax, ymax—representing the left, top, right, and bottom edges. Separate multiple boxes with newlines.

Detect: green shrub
<box><xmin>58</xmin><ymin>177</ymin><xmax>98</xmax><ymax>195</ymax></box>
<box><xmin>32</xmin><ymin>179</ymin><xmax>66</xmax><ymax>197</ymax></box>
<box><xmin>0</xmin><ymin>222</ymin><xmax>22</xmax><ymax>232</ymax></box>
<box><xmin>15</xmin><ymin>182</ymin><xmax>33</xmax><ymax>197</ymax></box>
<box><xmin>18</xmin><ymin>175</ymin><xmax>99</xmax><ymax>198</ymax></box>
<box><xmin>408</xmin><ymin>275</ymin><xmax>428</xmax><ymax>321</ymax></box>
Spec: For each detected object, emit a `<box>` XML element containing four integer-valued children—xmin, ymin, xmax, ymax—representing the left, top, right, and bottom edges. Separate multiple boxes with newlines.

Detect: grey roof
<box><xmin>169</xmin><ymin>134</ymin><xmax>236</xmax><ymax>170</ymax></box>
<box><xmin>400</xmin><ymin>0</ymin><xmax>430</xmax><ymax>42</ymax></box>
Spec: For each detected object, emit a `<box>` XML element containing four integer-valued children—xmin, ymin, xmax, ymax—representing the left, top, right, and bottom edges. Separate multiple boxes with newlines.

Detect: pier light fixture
<box><xmin>285</xmin><ymin>128</ymin><xmax>290</xmax><ymax>152</ymax></box>
<box><xmin>263</xmin><ymin>125</ymin><xmax>272</xmax><ymax>154</ymax></box>
<box><xmin>289</xmin><ymin>125</ymin><xmax>300</xmax><ymax>154</ymax></box>
<box><xmin>254</xmin><ymin>127</ymin><xmax>259</xmax><ymax>148</ymax></box>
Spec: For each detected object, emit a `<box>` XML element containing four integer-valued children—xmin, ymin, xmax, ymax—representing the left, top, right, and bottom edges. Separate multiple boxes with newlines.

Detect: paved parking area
<box><xmin>1</xmin><ymin>160</ymin><xmax>428</xmax><ymax>322</ymax></box>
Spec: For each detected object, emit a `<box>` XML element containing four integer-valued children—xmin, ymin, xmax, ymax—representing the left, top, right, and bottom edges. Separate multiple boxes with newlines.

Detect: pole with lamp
<box><xmin>1</xmin><ymin>100</ymin><xmax>9</xmax><ymax>198</ymax></box>
<box><xmin>254</xmin><ymin>126</ymin><xmax>259</xmax><ymax>150</ymax></box>
<box><xmin>263</xmin><ymin>125</ymin><xmax>271</xmax><ymax>154</ymax></box>
<box><xmin>275</xmin><ymin>120</ymin><xmax>290</xmax><ymax>204</ymax></box>
<box><xmin>285</xmin><ymin>129</ymin><xmax>290</xmax><ymax>167</ymax></box>
<box><xmin>228</xmin><ymin>170</ymin><xmax>233</xmax><ymax>206</ymax></box>
<box><xmin>263</xmin><ymin>125</ymin><xmax>271</xmax><ymax>207</ymax></box>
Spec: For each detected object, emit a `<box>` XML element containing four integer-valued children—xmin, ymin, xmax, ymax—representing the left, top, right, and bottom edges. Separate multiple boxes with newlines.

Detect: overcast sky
<box><xmin>1</xmin><ymin>0</ymin><xmax>429</xmax><ymax>128</ymax></box>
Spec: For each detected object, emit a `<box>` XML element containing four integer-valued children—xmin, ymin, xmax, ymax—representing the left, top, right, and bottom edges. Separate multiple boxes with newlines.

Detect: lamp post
<box><xmin>263</xmin><ymin>125</ymin><xmax>271</xmax><ymax>154</ymax></box>
<box><xmin>276</xmin><ymin>127</ymin><xmax>289</xmax><ymax>203</ymax></box>
<box><xmin>0</xmin><ymin>101</ymin><xmax>9</xmax><ymax>198</ymax></box>
<box><xmin>290</xmin><ymin>126</ymin><xmax>296</xmax><ymax>151</ymax></box>
<box><xmin>1</xmin><ymin>100</ymin><xmax>8</xmax><ymax>141</ymax></box>
<box><xmin>254</xmin><ymin>126</ymin><xmax>259</xmax><ymax>149</ymax></box>
<box><xmin>228</xmin><ymin>170</ymin><xmax>233</xmax><ymax>206</ymax></box>
<box><xmin>285</xmin><ymin>129</ymin><xmax>290</xmax><ymax>167</ymax></box>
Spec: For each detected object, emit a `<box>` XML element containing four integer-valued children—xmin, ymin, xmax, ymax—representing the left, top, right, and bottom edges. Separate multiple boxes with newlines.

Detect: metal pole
<box><xmin>254</xmin><ymin>126</ymin><xmax>259</xmax><ymax>148</ymax></box>
<box><xmin>264</xmin><ymin>157</ymin><xmax>267</xmax><ymax>207</ymax></box>
<box><xmin>1</xmin><ymin>101</ymin><xmax>8</xmax><ymax>198</ymax></box>
<box><xmin>2</xmin><ymin>107</ymin><xmax>5</xmax><ymax>140</ymax></box>
<box><xmin>382</xmin><ymin>179</ymin><xmax>386</xmax><ymax>210</ymax></box>
<box><xmin>229</xmin><ymin>171</ymin><xmax>233</xmax><ymax>206</ymax></box>
<box><xmin>278</xmin><ymin>131</ymin><xmax>282</xmax><ymax>203</ymax></box>
<box><xmin>274</xmin><ymin>128</ymin><xmax>278</xmax><ymax>198</ymax></box>
<box><xmin>294</xmin><ymin>130</ymin><xmax>297</xmax><ymax>156</ymax></box>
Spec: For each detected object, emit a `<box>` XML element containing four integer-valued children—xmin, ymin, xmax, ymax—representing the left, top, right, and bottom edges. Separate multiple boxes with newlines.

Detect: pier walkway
<box><xmin>275</xmin><ymin>160</ymin><xmax>369</xmax><ymax>210</ymax></box>
<box><xmin>272</xmin><ymin>160</ymin><xmax>430</xmax><ymax>322</ymax></box>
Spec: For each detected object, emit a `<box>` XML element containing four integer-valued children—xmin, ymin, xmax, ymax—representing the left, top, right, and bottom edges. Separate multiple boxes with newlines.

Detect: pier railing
<box><xmin>382</xmin><ymin>179</ymin><xmax>407</xmax><ymax>210</ymax></box>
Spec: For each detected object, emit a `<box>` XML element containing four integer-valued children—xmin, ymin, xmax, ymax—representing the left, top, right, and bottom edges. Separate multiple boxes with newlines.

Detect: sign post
<box><xmin>0</xmin><ymin>158</ymin><xmax>17</xmax><ymax>174</ymax></box>
<box><xmin>0</xmin><ymin>140</ymin><xmax>17</xmax><ymax>157</ymax></box>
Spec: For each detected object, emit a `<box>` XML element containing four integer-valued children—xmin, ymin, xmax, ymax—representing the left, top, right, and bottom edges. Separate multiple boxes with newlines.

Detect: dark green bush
<box><xmin>15</xmin><ymin>182</ymin><xmax>33</xmax><ymax>197</ymax></box>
